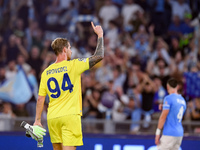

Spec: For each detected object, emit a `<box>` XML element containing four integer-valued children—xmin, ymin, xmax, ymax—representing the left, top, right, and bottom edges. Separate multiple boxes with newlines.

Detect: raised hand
<box><xmin>91</xmin><ymin>22</ymin><xmax>103</xmax><ymax>38</ymax></box>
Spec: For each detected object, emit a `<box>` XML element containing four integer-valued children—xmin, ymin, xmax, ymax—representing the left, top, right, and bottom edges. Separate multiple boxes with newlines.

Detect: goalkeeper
<box><xmin>33</xmin><ymin>22</ymin><xmax>104</xmax><ymax>150</ymax></box>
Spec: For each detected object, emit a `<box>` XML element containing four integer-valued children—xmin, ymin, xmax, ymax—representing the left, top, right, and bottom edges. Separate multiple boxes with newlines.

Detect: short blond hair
<box><xmin>51</xmin><ymin>38</ymin><xmax>69</xmax><ymax>56</ymax></box>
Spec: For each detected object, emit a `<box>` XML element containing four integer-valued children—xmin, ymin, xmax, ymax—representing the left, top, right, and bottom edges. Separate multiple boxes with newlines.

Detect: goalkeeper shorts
<box><xmin>47</xmin><ymin>114</ymin><xmax>83</xmax><ymax>146</ymax></box>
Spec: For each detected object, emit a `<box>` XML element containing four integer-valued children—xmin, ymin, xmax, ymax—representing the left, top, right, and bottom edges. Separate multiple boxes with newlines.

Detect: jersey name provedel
<box><xmin>46</xmin><ymin>66</ymin><xmax>67</xmax><ymax>75</ymax></box>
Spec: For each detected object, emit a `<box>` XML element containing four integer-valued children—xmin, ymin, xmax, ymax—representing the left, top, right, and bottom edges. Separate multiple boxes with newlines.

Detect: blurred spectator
<box><xmin>25</xmin><ymin>92</ymin><xmax>37</xmax><ymax>118</ymax></box>
<box><xmin>41</xmin><ymin>51</ymin><xmax>56</xmax><ymax>72</ymax></box>
<box><xmin>99</xmin><ymin>80</ymin><xmax>118</xmax><ymax>118</ymax></box>
<box><xmin>5</xmin><ymin>60</ymin><xmax>17</xmax><ymax>79</ymax></box>
<box><xmin>105</xmin><ymin>20</ymin><xmax>119</xmax><ymax>49</ymax></box>
<box><xmin>187</xmin><ymin>98</ymin><xmax>200</xmax><ymax>121</ymax></box>
<box><xmin>186</xmin><ymin>98</ymin><xmax>200</xmax><ymax>133</ymax></box>
<box><xmin>170</xmin><ymin>0</ymin><xmax>191</xmax><ymax>21</ymax></box>
<box><xmin>147</xmin><ymin>39</ymin><xmax>176</xmax><ymax>81</ymax></box>
<box><xmin>4</xmin><ymin>34</ymin><xmax>28</xmax><ymax>63</ymax></box>
<box><xmin>134</xmin><ymin>33</ymin><xmax>150</xmax><ymax>66</ymax></box>
<box><xmin>86</xmin><ymin>34</ymin><xmax>97</xmax><ymax>55</ymax></box>
<box><xmin>135</xmin><ymin>0</ymin><xmax>148</xmax><ymax>11</ymax></box>
<box><xmin>83</xmin><ymin>88</ymin><xmax>102</xmax><ymax>119</ymax></box>
<box><xmin>31</xmin><ymin>27</ymin><xmax>44</xmax><ymax>52</ymax></box>
<box><xmin>149</xmin><ymin>0</ymin><xmax>172</xmax><ymax>36</ymax></box>
<box><xmin>185</xmin><ymin>39</ymin><xmax>198</xmax><ymax>71</ymax></box>
<box><xmin>44</xmin><ymin>0</ymin><xmax>62</xmax><ymax>31</ymax></box>
<box><xmin>113</xmin><ymin>47</ymin><xmax>126</xmax><ymax>67</ymax></box>
<box><xmin>184</xmin><ymin>71</ymin><xmax>200</xmax><ymax>99</ymax></box>
<box><xmin>169</xmin><ymin>37</ymin><xmax>182</xmax><ymax>58</ymax></box>
<box><xmin>149</xmin><ymin>37</ymin><xmax>170</xmax><ymax>65</ymax></box>
<box><xmin>32</xmin><ymin>0</ymin><xmax>49</xmax><ymax>29</ymax></box>
<box><xmin>126</xmin><ymin>62</ymin><xmax>143</xmax><ymax>88</ymax></box>
<box><xmin>121</xmin><ymin>0</ymin><xmax>144</xmax><ymax>31</ymax></box>
<box><xmin>138</xmin><ymin>74</ymin><xmax>156</xmax><ymax>128</ymax></box>
<box><xmin>13</xmin><ymin>18</ymin><xmax>25</xmax><ymax>38</ymax></box>
<box><xmin>0</xmin><ymin>102</ymin><xmax>16</xmax><ymax>131</ymax></box>
<box><xmin>0</xmin><ymin>0</ymin><xmax>10</xmax><ymax>33</ymax></box>
<box><xmin>59</xmin><ymin>0</ymin><xmax>76</xmax><ymax>11</ymax></box>
<box><xmin>125</xmin><ymin>85</ymin><xmax>142</xmax><ymax>133</ymax></box>
<box><xmin>14</xmin><ymin>104</ymin><xmax>29</xmax><ymax>117</ymax></box>
<box><xmin>167</xmin><ymin>15</ymin><xmax>183</xmax><ymax>39</ymax></box>
<box><xmin>95</xmin><ymin>56</ymin><xmax>113</xmax><ymax>85</ymax></box>
<box><xmin>112</xmin><ymin>65</ymin><xmax>126</xmax><ymax>97</ymax></box>
<box><xmin>17</xmin><ymin>0</ymin><xmax>30</xmax><ymax>29</ymax></box>
<box><xmin>78</xmin><ymin>0</ymin><xmax>94</xmax><ymax>15</ymax></box>
<box><xmin>27</xmin><ymin>46</ymin><xmax>43</xmax><ymax>82</ymax></box>
<box><xmin>174</xmin><ymin>51</ymin><xmax>186</xmax><ymax>73</ymax></box>
<box><xmin>98</xmin><ymin>0</ymin><xmax>119</xmax><ymax>31</ymax></box>
<box><xmin>180</xmin><ymin>13</ymin><xmax>194</xmax><ymax>35</ymax></box>
<box><xmin>111</xmin><ymin>0</ymin><xmax>124</xmax><ymax>9</ymax></box>
<box><xmin>70</xmin><ymin>42</ymin><xmax>80</xmax><ymax>59</ymax></box>
<box><xmin>16</xmin><ymin>54</ymin><xmax>31</xmax><ymax>74</ymax></box>
<box><xmin>0</xmin><ymin>66</ymin><xmax>6</xmax><ymax>85</ymax></box>
<box><xmin>149</xmin><ymin>58</ymin><xmax>171</xmax><ymax>77</ymax></box>
<box><xmin>152</xmin><ymin>76</ymin><xmax>167</xmax><ymax>119</ymax></box>
<box><xmin>0</xmin><ymin>35</ymin><xmax>6</xmax><ymax>65</ymax></box>
<box><xmin>82</xmin><ymin>72</ymin><xmax>97</xmax><ymax>97</ymax></box>
<box><xmin>179</xmin><ymin>13</ymin><xmax>194</xmax><ymax>49</ymax></box>
<box><xmin>129</xmin><ymin>10</ymin><xmax>147</xmax><ymax>35</ymax></box>
<box><xmin>198</xmin><ymin>46</ymin><xmax>200</xmax><ymax>70</ymax></box>
<box><xmin>119</xmin><ymin>34</ymin><xmax>137</xmax><ymax>58</ymax></box>
<box><xmin>25</xmin><ymin>20</ymin><xmax>38</xmax><ymax>51</ymax></box>
<box><xmin>40</xmin><ymin>39</ymin><xmax>53</xmax><ymax>60</ymax></box>
<box><xmin>59</xmin><ymin>1</ymin><xmax>78</xmax><ymax>28</ymax></box>
<box><xmin>133</xmin><ymin>25</ymin><xmax>154</xmax><ymax>69</ymax></box>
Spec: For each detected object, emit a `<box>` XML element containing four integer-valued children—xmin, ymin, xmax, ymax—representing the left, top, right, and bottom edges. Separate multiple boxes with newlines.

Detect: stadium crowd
<box><xmin>0</xmin><ymin>0</ymin><xmax>200</xmax><ymax>133</ymax></box>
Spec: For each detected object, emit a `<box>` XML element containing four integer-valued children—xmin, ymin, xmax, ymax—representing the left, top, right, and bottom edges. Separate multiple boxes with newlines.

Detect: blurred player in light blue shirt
<box><xmin>155</xmin><ymin>78</ymin><xmax>186</xmax><ymax>150</ymax></box>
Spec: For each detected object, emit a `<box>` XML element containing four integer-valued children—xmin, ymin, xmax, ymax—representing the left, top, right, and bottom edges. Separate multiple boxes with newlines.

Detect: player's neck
<box><xmin>168</xmin><ymin>89</ymin><xmax>178</xmax><ymax>95</ymax></box>
<box><xmin>55</xmin><ymin>53</ymin><xmax>69</xmax><ymax>63</ymax></box>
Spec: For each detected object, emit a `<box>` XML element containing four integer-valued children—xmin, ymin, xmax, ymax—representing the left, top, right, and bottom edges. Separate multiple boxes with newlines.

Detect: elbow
<box><xmin>37</xmin><ymin>96</ymin><xmax>45</xmax><ymax>104</ymax></box>
<box><xmin>97</xmin><ymin>55</ymin><xmax>104</xmax><ymax>62</ymax></box>
<box><xmin>98</xmin><ymin>56</ymin><xmax>103</xmax><ymax>62</ymax></box>
<box><xmin>100</xmin><ymin>55</ymin><xmax>104</xmax><ymax>60</ymax></box>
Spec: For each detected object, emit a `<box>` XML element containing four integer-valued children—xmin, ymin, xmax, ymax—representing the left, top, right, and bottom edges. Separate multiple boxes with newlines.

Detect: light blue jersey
<box><xmin>162</xmin><ymin>93</ymin><xmax>186</xmax><ymax>137</ymax></box>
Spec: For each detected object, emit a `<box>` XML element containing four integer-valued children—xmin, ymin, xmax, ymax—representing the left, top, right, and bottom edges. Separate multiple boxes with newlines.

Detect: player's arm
<box><xmin>34</xmin><ymin>96</ymin><xmax>46</xmax><ymax>127</ymax></box>
<box><xmin>89</xmin><ymin>22</ymin><xmax>104</xmax><ymax>68</ymax></box>
<box><xmin>155</xmin><ymin>109</ymin><xmax>169</xmax><ymax>145</ymax></box>
<box><xmin>157</xmin><ymin>109</ymin><xmax>169</xmax><ymax>130</ymax></box>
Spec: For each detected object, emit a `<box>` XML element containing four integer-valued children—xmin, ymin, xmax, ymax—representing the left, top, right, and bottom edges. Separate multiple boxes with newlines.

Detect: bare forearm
<box><xmin>89</xmin><ymin>37</ymin><xmax>104</xmax><ymax>68</ymax></box>
<box><xmin>35</xmin><ymin>96</ymin><xmax>45</xmax><ymax>122</ymax></box>
<box><xmin>157</xmin><ymin>114</ymin><xmax>166</xmax><ymax>129</ymax></box>
<box><xmin>157</xmin><ymin>118</ymin><xmax>165</xmax><ymax>130</ymax></box>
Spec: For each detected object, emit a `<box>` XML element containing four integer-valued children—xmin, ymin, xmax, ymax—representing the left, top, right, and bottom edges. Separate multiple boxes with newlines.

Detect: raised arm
<box><xmin>89</xmin><ymin>22</ymin><xmax>104</xmax><ymax>68</ymax></box>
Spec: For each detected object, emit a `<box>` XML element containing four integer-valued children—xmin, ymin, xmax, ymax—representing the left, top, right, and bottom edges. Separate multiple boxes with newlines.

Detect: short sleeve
<box><xmin>38</xmin><ymin>72</ymin><xmax>47</xmax><ymax>96</ymax></box>
<box><xmin>162</xmin><ymin>96</ymin><xmax>171</xmax><ymax>110</ymax></box>
<box><xmin>74</xmin><ymin>58</ymin><xmax>89</xmax><ymax>74</ymax></box>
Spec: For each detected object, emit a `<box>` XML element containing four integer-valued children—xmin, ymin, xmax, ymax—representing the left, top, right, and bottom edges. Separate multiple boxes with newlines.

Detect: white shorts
<box><xmin>157</xmin><ymin>135</ymin><xmax>183</xmax><ymax>150</ymax></box>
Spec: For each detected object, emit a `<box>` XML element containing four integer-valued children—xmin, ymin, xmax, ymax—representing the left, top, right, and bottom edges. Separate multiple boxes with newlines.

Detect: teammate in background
<box><xmin>155</xmin><ymin>78</ymin><xmax>186</xmax><ymax>150</ymax></box>
<box><xmin>33</xmin><ymin>22</ymin><xmax>104</xmax><ymax>150</ymax></box>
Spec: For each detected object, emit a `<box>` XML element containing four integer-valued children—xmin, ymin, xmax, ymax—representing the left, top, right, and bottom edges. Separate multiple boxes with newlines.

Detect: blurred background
<box><xmin>0</xmin><ymin>0</ymin><xmax>200</xmax><ymax>149</ymax></box>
